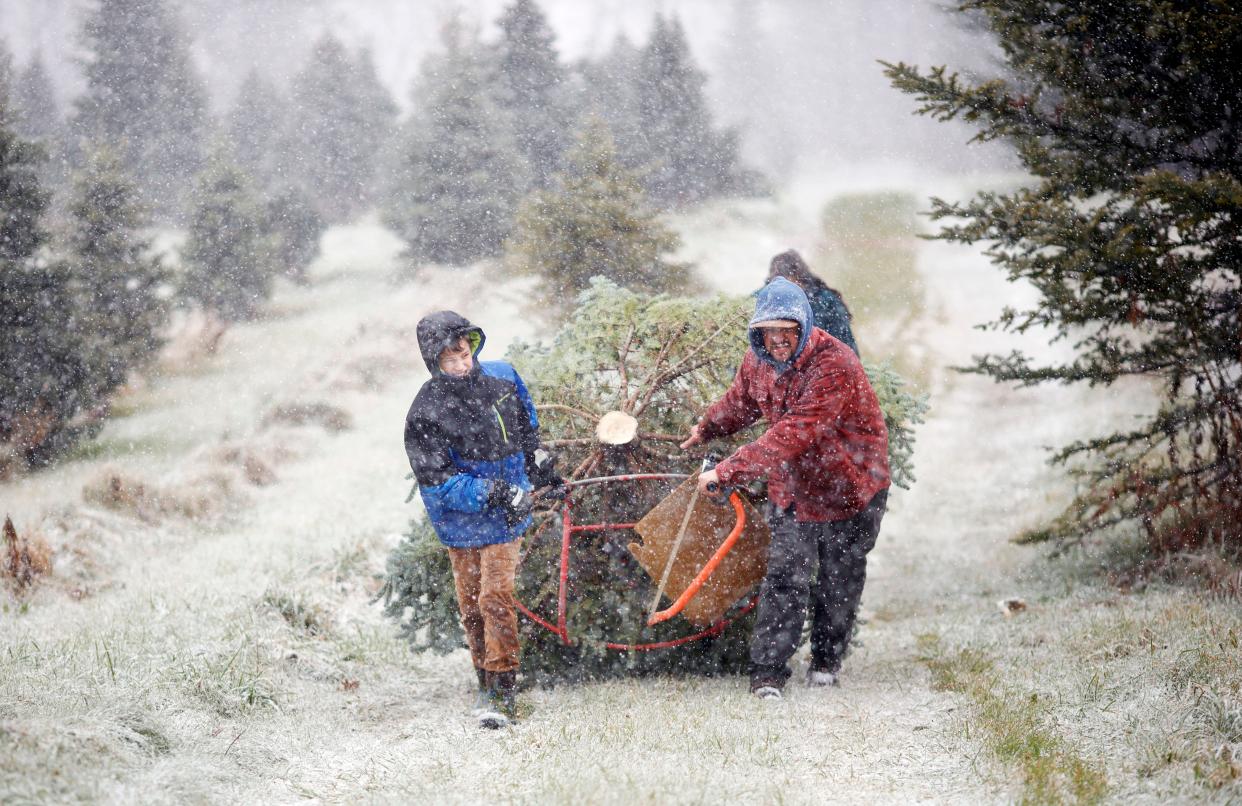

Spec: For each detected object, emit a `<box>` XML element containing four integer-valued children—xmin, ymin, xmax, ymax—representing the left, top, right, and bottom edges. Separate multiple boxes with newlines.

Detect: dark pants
<box><xmin>749</xmin><ymin>489</ymin><xmax>887</xmax><ymax>684</ymax></box>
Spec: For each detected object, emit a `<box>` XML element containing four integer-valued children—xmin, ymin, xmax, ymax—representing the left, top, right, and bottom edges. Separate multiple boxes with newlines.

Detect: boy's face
<box><xmin>438</xmin><ymin>337</ymin><xmax>474</xmax><ymax>378</ymax></box>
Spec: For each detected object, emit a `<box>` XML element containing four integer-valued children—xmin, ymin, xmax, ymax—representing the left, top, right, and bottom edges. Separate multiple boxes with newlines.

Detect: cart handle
<box><xmin>646</xmin><ymin>490</ymin><xmax>746</xmax><ymax>626</ymax></box>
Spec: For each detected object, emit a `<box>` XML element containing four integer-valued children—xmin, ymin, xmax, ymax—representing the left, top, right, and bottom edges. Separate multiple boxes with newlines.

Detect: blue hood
<box><xmin>749</xmin><ymin>277</ymin><xmax>813</xmax><ymax>371</ymax></box>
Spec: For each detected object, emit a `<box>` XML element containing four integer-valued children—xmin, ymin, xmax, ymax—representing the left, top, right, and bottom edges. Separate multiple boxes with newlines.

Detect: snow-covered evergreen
<box><xmin>71</xmin><ymin>0</ymin><xmax>208</xmax><ymax>219</ymax></box>
<box><xmin>386</xmin><ymin>29</ymin><xmax>528</xmax><ymax>269</ymax></box>
<box><xmin>227</xmin><ymin>69</ymin><xmax>290</xmax><ymax>197</ymax></box>
<box><xmin>288</xmin><ymin>35</ymin><xmax>397</xmax><ymax>223</ymax></box>
<box><xmin>491</xmin><ymin>0</ymin><xmax>573</xmax><ymax>189</ymax></box>
<box><xmin>12</xmin><ymin>52</ymin><xmax>60</xmax><ymax>146</ymax></box>
<box><xmin>180</xmin><ymin>149</ymin><xmax>272</xmax><ymax>322</ymax></box>
<box><xmin>507</xmin><ymin>116</ymin><xmax>688</xmax><ymax>302</ymax></box>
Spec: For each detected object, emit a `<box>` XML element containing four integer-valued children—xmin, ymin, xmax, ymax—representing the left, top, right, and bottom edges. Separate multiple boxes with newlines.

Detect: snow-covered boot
<box><xmin>471</xmin><ymin>667</ymin><xmax>489</xmax><ymax>716</ymax></box>
<box><xmin>806</xmin><ymin>667</ymin><xmax>839</xmax><ymax>688</ymax></box>
<box><xmin>478</xmin><ymin>671</ymin><xmax>517</xmax><ymax>729</ymax></box>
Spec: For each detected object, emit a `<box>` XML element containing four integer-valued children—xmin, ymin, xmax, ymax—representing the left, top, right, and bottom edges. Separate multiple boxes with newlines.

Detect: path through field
<box><xmin>2</xmin><ymin>179</ymin><xmax>1123</xmax><ymax>804</ymax></box>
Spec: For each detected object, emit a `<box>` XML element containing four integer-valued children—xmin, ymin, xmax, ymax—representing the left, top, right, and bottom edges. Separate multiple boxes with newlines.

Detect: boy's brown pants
<box><xmin>447</xmin><ymin>540</ymin><xmax>520</xmax><ymax>673</ymax></box>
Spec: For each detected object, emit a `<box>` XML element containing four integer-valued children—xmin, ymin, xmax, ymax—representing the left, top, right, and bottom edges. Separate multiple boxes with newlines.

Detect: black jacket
<box><xmin>404</xmin><ymin>311</ymin><xmax>540</xmax><ymax>547</ymax></box>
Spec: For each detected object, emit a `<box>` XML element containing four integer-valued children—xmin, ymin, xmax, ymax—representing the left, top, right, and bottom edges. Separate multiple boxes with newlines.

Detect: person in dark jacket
<box><xmin>767</xmin><ymin>248</ymin><xmax>859</xmax><ymax>356</ymax></box>
<box><xmin>404</xmin><ymin>310</ymin><xmax>562</xmax><ymax>728</ymax></box>
<box><xmin>681</xmin><ymin>278</ymin><xmax>889</xmax><ymax>699</ymax></box>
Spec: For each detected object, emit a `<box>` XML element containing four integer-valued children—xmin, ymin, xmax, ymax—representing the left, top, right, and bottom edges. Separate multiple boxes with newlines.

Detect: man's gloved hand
<box><xmin>525</xmin><ymin>447</ymin><xmax>564</xmax><ymax>491</ymax></box>
<box><xmin>488</xmin><ymin>481</ymin><xmax>532</xmax><ymax>527</ymax></box>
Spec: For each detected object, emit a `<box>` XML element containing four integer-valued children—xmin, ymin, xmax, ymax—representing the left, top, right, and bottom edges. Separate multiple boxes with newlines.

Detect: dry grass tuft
<box><xmin>158</xmin><ymin>308</ymin><xmax>229</xmax><ymax>371</ymax></box>
<box><xmin>327</xmin><ymin>354</ymin><xmax>406</xmax><ymax>393</ymax></box>
<box><xmin>3</xmin><ymin>517</ymin><xmax>53</xmax><ymax>592</ymax></box>
<box><xmin>82</xmin><ymin>467</ymin><xmax>240</xmax><ymax>523</ymax></box>
<box><xmin>211</xmin><ymin>445</ymin><xmax>278</xmax><ymax>486</ymax></box>
<box><xmin>1108</xmin><ymin>549</ymin><xmax>1242</xmax><ymax>600</ymax></box>
<box><xmin>263</xmin><ymin>401</ymin><xmax>353</xmax><ymax>433</ymax></box>
<box><xmin>262</xmin><ymin>588</ymin><xmax>333</xmax><ymax>637</ymax></box>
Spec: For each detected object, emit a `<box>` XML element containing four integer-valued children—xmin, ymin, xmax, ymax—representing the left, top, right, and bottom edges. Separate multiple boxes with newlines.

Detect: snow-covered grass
<box><xmin>2</xmin><ymin>184</ymin><xmax>1239</xmax><ymax>804</ymax></box>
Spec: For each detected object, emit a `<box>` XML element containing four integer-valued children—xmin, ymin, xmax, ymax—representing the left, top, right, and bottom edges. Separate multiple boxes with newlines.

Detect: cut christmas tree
<box><xmin>381</xmin><ymin>279</ymin><xmax>927</xmax><ymax>684</ymax></box>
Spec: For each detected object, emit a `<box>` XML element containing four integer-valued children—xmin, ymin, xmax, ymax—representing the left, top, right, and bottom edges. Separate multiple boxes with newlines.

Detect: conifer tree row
<box><xmin>1</xmin><ymin>106</ymin><xmax>169</xmax><ymax>472</ymax></box>
<box><xmin>885</xmin><ymin>0</ymin><xmax>1242</xmax><ymax>552</ymax></box>
<box><xmin>386</xmin><ymin>1</ymin><xmax>764</xmax><ymax>269</ymax></box>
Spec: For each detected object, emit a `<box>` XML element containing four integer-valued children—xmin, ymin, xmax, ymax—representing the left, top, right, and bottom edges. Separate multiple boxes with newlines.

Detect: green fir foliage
<box><xmin>289</xmin><ymin>35</ymin><xmax>398</xmax><ymax>223</ymax></box>
<box><xmin>227</xmin><ymin>70</ymin><xmax>290</xmax><ymax>195</ymax></box>
<box><xmin>506</xmin><ymin>117</ymin><xmax>691</xmax><ymax>304</ymax></box>
<box><xmin>263</xmin><ymin>187</ymin><xmax>325</xmax><ymax>285</ymax></box>
<box><xmin>386</xmin><ymin>31</ymin><xmax>528</xmax><ymax>268</ymax></box>
<box><xmin>577</xmin><ymin>35</ymin><xmax>645</xmax><ymax>172</ymax></box>
<box><xmin>884</xmin><ymin>1</ymin><xmax>1242</xmax><ymax>553</ymax></box>
<box><xmin>1</xmin><ymin>129</ymin><xmax>169</xmax><ymax>470</ymax></box>
<box><xmin>65</xmin><ymin>147</ymin><xmax>170</xmax><ymax>391</ymax></box>
<box><xmin>0</xmin><ymin>100</ymin><xmax>45</xmax><ymax>263</ymax></box>
<box><xmin>180</xmin><ymin>151</ymin><xmax>272</xmax><ymax>322</ymax></box>
<box><xmin>633</xmin><ymin>15</ymin><xmax>759</xmax><ymax>205</ymax></box>
<box><xmin>492</xmin><ymin>0</ymin><xmax>573</xmax><ymax>188</ymax></box>
<box><xmin>382</xmin><ymin>280</ymin><xmax>928</xmax><ymax>682</ymax></box>
<box><xmin>73</xmin><ymin>0</ymin><xmax>208</xmax><ymax>218</ymax></box>
<box><xmin>12</xmin><ymin>52</ymin><xmax>60</xmax><ymax>146</ymax></box>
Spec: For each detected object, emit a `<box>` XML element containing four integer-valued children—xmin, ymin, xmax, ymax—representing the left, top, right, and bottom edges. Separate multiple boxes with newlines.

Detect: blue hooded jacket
<box><xmin>404</xmin><ymin>311</ymin><xmax>538</xmax><ymax>548</ymax></box>
<box><xmin>749</xmin><ymin>277</ymin><xmax>815</xmax><ymax>373</ymax></box>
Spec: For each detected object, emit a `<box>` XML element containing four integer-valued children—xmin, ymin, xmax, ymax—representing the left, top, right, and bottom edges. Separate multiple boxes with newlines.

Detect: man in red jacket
<box><xmin>681</xmin><ymin>277</ymin><xmax>890</xmax><ymax>699</ymax></box>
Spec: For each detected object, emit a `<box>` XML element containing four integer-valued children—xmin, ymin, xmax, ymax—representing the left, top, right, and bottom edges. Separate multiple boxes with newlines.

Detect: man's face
<box><xmin>759</xmin><ymin>324</ymin><xmax>800</xmax><ymax>364</ymax></box>
<box><xmin>438</xmin><ymin>337</ymin><xmax>474</xmax><ymax>378</ymax></box>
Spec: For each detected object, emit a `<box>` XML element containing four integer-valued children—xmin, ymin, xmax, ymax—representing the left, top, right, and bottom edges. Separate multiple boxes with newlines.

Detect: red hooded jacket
<box><xmin>700</xmin><ymin>327</ymin><xmax>890</xmax><ymax>522</ymax></box>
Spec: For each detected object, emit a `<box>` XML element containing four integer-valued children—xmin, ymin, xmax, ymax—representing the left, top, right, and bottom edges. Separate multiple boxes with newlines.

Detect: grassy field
<box><xmin>2</xmin><ymin>192</ymin><xmax>1239</xmax><ymax>804</ymax></box>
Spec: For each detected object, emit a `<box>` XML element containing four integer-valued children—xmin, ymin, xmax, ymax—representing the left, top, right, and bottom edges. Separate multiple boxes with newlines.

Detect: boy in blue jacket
<box><xmin>404</xmin><ymin>311</ymin><xmax>561</xmax><ymax>729</ymax></box>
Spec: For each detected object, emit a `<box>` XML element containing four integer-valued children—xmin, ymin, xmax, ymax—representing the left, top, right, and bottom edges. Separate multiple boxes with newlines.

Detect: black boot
<box><xmin>478</xmin><ymin>670</ymin><xmax>518</xmax><ymax>729</ymax></box>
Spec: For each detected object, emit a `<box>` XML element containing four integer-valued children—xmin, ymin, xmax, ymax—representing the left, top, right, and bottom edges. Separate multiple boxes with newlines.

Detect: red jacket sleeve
<box><xmin>698</xmin><ymin>356</ymin><xmax>763</xmax><ymax>441</ymax></box>
<box><xmin>713</xmin><ymin>359</ymin><xmax>850</xmax><ymax>486</ymax></box>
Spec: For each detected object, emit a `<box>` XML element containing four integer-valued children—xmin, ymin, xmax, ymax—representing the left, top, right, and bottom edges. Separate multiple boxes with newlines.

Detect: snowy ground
<box><xmin>2</xmin><ymin>182</ymin><xmax>1239</xmax><ymax>804</ymax></box>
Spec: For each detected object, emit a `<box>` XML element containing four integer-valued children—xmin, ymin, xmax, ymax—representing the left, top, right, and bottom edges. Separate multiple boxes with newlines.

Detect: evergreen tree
<box><xmin>0</xmin><ymin>101</ymin><xmax>45</xmax><ymax>264</ymax></box>
<box><xmin>181</xmin><ymin>150</ymin><xmax>272</xmax><ymax>322</ymax></box>
<box><xmin>288</xmin><ymin>35</ymin><xmax>397</xmax><ymax>222</ymax></box>
<box><xmin>0</xmin><ymin>40</ymin><xmax>14</xmax><ymax>127</ymax></box>
<box><xmin>73</xmin><ymin>0</ymin><xmax>208</xmax><ymax>218</ymax></box>
<box><xmin>492</xmin><ymin>0</ymin><xmax>572</xmax><ymax>188</ymax></box>
<box><xmin>506</xmin><ymin>117</ymin><xmax>689</xmax><ymax>303</ymax></box>
<box><xmin>353</xmin><ymin>46</ymin><xmax>399</xmax><ymax>183</ymax></box>
<box><xmin>577</xmin><ymin>35</ymin><xmax>644</xmax><ymax>170</ymax></box>
<box><xmin>386</xmin><ymin>34</ymin><xmax>528</xmax><ymax>268</ymax></box>
<box><xmin>634</xmin><ymin>15</ymin><xmax>735</xmax><ymax>205</ymax></box>
<box><xmin>885</xmin><ymin>1</ymin><xmax>1242</xmax><ymax>553</ymax></box>
<box><xmin>227</xmin><ymin>69</ymin><xmax>290</xmax><ymax>193</ymax></box>
<box><xmin>263</xmin><ymin>186</ymin><xmax>324</xmax><ymax>284</ymax></box>
<box><xmin>13</xmin><ymin>53</ymin><xmax>61</xmax><ymax>145</ymax></box>
<box><xmin>0</xmin><ymin>109</ymin><xmax>82</xmax><ymax>466</ymax></box>
<box><xmin>13</xmin><ymin>52</ymin><xmax>67</xmax><ymax>194</ymax></box>
<box><xmin>65</xmin><ymin>147</ymin><xmax>170</xmax><ymax>390</ymax></box>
